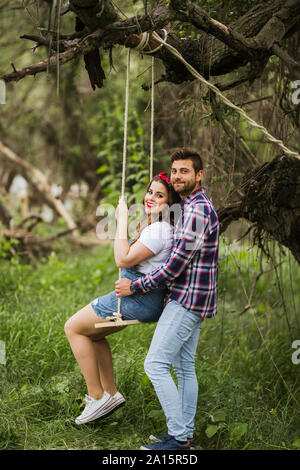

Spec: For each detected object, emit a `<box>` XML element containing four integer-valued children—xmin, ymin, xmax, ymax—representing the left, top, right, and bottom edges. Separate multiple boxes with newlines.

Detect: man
<box><xmin>115</xmin><ymin>148</ymin><xmax>219</xmax><ymax>450</ymax></box>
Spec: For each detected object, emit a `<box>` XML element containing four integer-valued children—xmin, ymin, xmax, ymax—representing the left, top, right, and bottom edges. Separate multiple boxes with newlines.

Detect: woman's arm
<box><xmin>114</xmin><ymin>199</ymin><xmax>154</xmax><ymax>269</ymax></box>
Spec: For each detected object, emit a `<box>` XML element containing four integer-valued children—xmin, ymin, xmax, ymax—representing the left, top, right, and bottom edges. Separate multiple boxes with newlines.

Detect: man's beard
<box><xmin>172</xmin><ymin>178</ymin><xmax>197</xmax><ymax>197</ymax></box>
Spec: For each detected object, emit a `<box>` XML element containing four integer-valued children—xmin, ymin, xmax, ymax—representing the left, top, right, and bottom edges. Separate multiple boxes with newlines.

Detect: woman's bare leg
<box><xmin>64</xmin><ymin>304</ymin><xmax>106</xmax><ymax>399</ymax></box>
<box><xmin>92</xmin><ymin>338</ymin><xmax>117</xmax><ymax>396</ymax></box>
<box><xmin>91</xmin><ymin>324</ymin><xmax>126</xmax><ymax>396</ymax></box>
<box><xmin>64</xmin><ymin>304</ymin><xmax>125</xmax><ymax>399</ymax></box>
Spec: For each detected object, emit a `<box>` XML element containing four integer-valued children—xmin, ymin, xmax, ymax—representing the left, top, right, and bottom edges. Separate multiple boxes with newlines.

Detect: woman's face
<box><xmin>144</xmin><ymin>180</ymin><xmax>169</xmax><ymax>216</ymax></box>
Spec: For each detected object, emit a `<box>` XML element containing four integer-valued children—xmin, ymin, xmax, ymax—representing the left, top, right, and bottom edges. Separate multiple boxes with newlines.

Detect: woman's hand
<box><xmin>115</xmin><ymin>198</ymin><xmax>128</xmax><ymax>220</ymax></box>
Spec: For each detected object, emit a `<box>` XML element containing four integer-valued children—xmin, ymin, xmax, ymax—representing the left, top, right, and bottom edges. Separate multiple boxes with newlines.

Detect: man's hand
<box><xmin>115</xmin><ymin>278</ymin><xmax>133</xmax><ymax>297</ymax></box>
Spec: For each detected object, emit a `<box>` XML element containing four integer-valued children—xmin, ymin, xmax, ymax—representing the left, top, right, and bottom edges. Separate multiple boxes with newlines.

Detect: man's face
<box><xmin>171</xmin><ymin>159</ymin><xmax>203</xmax><ymax>198</ymax></box>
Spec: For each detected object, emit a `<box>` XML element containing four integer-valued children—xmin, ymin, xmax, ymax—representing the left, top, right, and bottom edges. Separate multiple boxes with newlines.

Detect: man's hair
<box><xmin>171</xmin><ymin>147</ymin><xmax>203</xmax><ymax>174</ymax></box>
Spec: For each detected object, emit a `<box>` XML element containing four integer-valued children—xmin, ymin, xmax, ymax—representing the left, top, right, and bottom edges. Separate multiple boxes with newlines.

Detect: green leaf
<box><xmin>211</xmin><ymin>409</ymin><xmax>226</xmax><ymax>423</ymax></box>
<box><xmin>140</xmin><ymin>373</ymin><xmax>151</xmax><ymax>390</ymax></box>
<box><xmin>148</xmin><ymin>410</ymin><xmax>162</xmax><ymax>419</ymax></box>
<box><xmin>96</xmin><ymin>164</ymin><xmax>109</xmax><ymax>174</ymax></box>
<box><xmin>292</xmin><ymin>437</ymin><xmax>300</xmax><ymax>448</ymax></box>
<box><xmin>205</xmin><ymin>423</ymin><xmax>226</xmax><ymax>438</ymax></box>
<box><xmin>229</xmin><ymin>423</ymin><xmax>248</xmax><ymax>442</ymax></box>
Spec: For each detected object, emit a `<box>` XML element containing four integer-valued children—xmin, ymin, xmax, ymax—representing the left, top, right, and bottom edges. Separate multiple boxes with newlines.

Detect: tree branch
<box><xmin>1</xmin><ymin>0</ymin><xmax>300</xmax><ymax>86</ymax></box>
<box><xmin>0</xmin><ymin>198</ymin><xmax>12</xmax><ymax>228</ymax></box>
<box><xmin>0</xmin><ymin>140</ymin><xmax>77</xmax><ymax>232</ymax></box>
<box><xmin>0</xmin><ymin>32</ymin><xmax>97</xmax><ymax>82</ymax></box>
<box><xmin>272</xmin><ymin>42</ymin><xmax>300</xmax><ymax>79</ymax></box>
<box><xmin>170</xmin><ymin>0</ymin><xmax>255</xmax><ymax>57</ymax></box>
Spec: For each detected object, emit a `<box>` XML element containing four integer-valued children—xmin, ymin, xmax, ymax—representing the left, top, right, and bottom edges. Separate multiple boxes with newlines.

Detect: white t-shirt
<box><xmin>135</xmin><ymin>221</ymin><xmax>174</xmax><ymax>274</ymax></box>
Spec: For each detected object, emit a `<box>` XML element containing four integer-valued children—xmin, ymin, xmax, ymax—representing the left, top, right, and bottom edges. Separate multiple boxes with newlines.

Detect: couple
<box><xmin>64</xmin><ymin>147</ymin><xmax>219</xmax><ymax>451</ymax></box>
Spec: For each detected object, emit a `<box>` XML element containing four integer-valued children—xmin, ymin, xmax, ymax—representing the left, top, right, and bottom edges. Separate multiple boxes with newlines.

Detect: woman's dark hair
<box><xmin>145</xmin><ymin>175</ymin><xmax>181</xmax><ymax>208</ymax></box>
<box><xmin>171</xmin><ymin>147</ymin><xmax>203</xmax><ymax>174</ymax></box>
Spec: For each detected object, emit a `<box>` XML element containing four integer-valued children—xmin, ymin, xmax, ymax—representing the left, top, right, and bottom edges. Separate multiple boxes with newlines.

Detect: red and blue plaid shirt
<box><xmin>131</xmin><ymin>188</ymin><xmax>219</xmax><ymax>318</ymax></box>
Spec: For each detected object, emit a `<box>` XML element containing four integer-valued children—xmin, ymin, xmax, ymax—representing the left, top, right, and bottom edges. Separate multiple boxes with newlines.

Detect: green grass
<box><xmin>0</xmin><ymin>240</ymin><xmax>299</xmax><ymax>450</ymax></box>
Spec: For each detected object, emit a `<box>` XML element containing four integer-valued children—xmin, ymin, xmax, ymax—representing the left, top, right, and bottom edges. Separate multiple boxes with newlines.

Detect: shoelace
<box><xmin>80</xmin><ymin>395</ymin><xmax>96</xmax><ymax>415</ymax></box>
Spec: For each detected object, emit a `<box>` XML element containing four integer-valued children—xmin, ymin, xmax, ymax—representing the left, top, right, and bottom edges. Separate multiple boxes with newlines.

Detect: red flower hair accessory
<box><xmin>155</xmin><ymin>172</ymin><xmax>171</xmax><ymax>187</ymax></box>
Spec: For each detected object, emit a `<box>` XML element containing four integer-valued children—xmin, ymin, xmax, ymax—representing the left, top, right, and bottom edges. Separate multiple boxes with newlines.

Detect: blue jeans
<box><xmin>144</xmin><ymin>300</ymin><xmax>203</xmax><ymax>441</ymax></box>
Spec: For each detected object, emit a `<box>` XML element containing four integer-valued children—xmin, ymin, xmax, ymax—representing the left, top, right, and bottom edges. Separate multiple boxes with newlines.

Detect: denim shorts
<box><xmin>91</xmin><ymin>267</ymin><xmax>166</xmax><ymax>323</ymax></box>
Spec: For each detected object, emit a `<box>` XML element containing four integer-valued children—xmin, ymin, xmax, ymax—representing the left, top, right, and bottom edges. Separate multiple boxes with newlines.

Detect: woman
<box><xmin>64</xmin><ymin>172</ymin><xmax>180</xmax><ymax>425</ymax></box>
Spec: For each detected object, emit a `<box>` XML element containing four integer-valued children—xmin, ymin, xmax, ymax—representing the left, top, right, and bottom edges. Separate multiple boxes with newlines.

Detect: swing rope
<box><xmin>115</xmin><ymin>47</ymin><xmax>132</xmax><ymax>319</ymax></box>
<box><xmin>150</xmin><ymin>56</ymin><xmax>155</xmax><ymax>180</ymax></box>
<box><xmin>96</xmin><ymin>43</ymin><xmax>157</xmax><ymax>327</ymax></box>
<box><xmin>121</xmin><ymin>48</ymin><xmax>131</xmax><ymax>201</ymax></box>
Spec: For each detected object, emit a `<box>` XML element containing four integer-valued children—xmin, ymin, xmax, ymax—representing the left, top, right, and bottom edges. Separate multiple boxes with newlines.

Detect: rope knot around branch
<box><xmin>130</xmin><ymin>29</ymin><xmax>168</xmax><ymax>55</ymax></box>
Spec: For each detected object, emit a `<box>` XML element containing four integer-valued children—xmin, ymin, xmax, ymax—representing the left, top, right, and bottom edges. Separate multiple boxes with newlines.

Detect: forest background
<box><xmin>0</xmin><ymin>0</ymin><xmax>299</xmax><ymax>450</ymax></box>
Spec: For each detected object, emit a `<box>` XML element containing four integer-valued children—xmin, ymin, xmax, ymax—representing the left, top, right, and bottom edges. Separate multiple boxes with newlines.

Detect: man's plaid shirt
<box><xmin>131</xmin><ymin>188</ymin><xmax>219</xmax><ymax>318</ymax></box>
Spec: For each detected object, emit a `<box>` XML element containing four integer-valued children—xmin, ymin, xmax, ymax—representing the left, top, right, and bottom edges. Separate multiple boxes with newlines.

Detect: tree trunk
<box><xmin>218</xmin><ymin>155</ymin><xmax>300</xmax><ymax>264</ymax></box>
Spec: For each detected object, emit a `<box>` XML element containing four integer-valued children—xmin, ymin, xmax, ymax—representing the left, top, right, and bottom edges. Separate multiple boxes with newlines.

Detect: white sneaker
<box><xmin>75</xmin><ymin>391</ymin><xmax>113</xmax><ymax>425</ymax></box>
<box><xmin>101</xmin><ymin>391</ymin><xmax>126</xmax><ymax>417</ymax></box>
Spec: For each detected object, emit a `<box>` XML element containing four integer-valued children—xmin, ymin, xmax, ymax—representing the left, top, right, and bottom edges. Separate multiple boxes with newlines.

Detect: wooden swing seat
<box><xmin>95</xmin><ymin>319</ymin><xmax>141</xmax><ymax>328</ymax></box>
<box><xmin>95</xmin><ymin>312</ymin><xmax>141</xmax><ymax>328</ymax></box>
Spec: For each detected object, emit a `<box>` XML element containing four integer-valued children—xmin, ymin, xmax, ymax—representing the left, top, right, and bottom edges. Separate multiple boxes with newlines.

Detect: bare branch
<box><xmin>238</xmin><ymin>253</ymin><xmax>283</xmax><ymax>315</ymax></box>
<box><xmin>0</xmin><ymin>140</ymin><xmax>77</xmax><ymax>231</ymax></box>
<box><xmin>272</xmin><ymin>43</ymin><xmax>300</xmax><ymax>79</ymax></box>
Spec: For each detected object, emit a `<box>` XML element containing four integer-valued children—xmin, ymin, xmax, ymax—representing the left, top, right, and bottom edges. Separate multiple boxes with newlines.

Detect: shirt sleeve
<box><xmin>138</xmin><ymin>223</ymin><xmax>166</xmax><ymax>255</ymax></box>
<box><xmin>131</xmin><ymin>204</ymin><xmax>211</xmax><ymax>293</ymax></box>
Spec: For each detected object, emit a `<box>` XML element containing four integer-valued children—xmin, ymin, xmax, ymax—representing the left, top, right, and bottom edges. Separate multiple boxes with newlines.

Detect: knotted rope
<box><xmin>135</xmin><ymin>30</ymin><xmax>300</xmax><ymax>160</ymax></box>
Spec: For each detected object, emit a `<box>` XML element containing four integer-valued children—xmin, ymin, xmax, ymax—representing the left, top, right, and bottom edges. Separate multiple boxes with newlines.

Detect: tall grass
<box><xmin>0</xmin><ymin>240</ymin><xmax>299</xmax><ymax>450</ymax></box>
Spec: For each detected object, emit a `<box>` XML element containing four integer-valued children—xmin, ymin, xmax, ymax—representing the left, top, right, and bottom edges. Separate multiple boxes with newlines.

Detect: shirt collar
<box><xmin>180</xmin><ymin>187</ymin><xmax>205</xmax><ymax>206</ymax></box>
